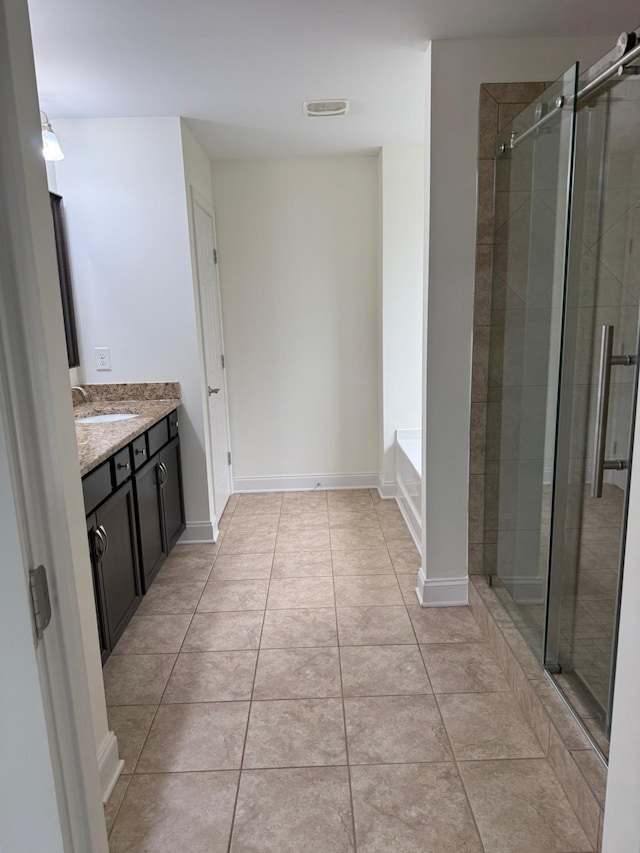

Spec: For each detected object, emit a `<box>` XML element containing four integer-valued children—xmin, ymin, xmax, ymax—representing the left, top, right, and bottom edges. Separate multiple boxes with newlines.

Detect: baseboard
<box><xmin>416</xmin><ymin>570</ymin><xmax>468</xmax><ymax>607</ymax></box>
<box><xmin>377</xmin><ymin>477</ymin><xmax>397</xmax><ymax>499</ymax></box>
<box><xmin>177</xmin><ymin>521</ymin><xmax>215</xmax><ymax>544</ymax></box>
<box><xmin>98</xmin><ymin>730</ymin><xmax>124</xmax><ymax>804</ymax></box>
<box><xmin>233</xmin><ymin>473</ymin><xmax>379</xmax><ymax>493</ymax></box>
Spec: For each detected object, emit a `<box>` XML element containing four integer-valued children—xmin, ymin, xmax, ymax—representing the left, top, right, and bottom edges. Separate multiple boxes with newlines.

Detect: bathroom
<box><xmin>2</xmin><ymin>2</ymin><xmax>640</xmax><ymax>851</ymax></box>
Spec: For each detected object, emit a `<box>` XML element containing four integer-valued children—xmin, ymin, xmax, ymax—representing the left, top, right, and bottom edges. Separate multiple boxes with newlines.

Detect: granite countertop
<box><xmin>74</xmin><ymin>383</ymin><xmax>181</xmax><ymax>476</ymax></box>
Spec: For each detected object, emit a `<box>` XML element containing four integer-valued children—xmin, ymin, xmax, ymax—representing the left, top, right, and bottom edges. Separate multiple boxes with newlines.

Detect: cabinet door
<box><xmin>135</xmin><ymin>454</ymin><xmax>166</xmax><ymax>591</ymax></box>
<box><xmin>161</xmin><ymin>437</ymin><xmax>185</xmax><ymax>551</ymax></box>
<box><xmin>87</xmin><ymin>514</ymin><xmax>109</xmax><ymax>664</ymax></box>
<box><xmin>96</xmin><ymin>481</ymin><xmax>141</xmax><ymax>650</ymax></box>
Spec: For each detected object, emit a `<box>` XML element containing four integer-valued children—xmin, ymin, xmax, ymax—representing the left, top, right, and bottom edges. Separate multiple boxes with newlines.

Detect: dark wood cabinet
<box><xmin>134</xmin><ymin>435</ymin><xmax>186</xmax><ymax>590</ymax></box>
<box><xmin>87</xmin><ymin>515</ymin><xmax>109</xmax><ymax>664</ymax></box>
<box><xmin>82</xmin><ymin>410</ymin><xmax>185</xmax><ymax>660</ymax></box>
<box><xmin>135</xmin><ymin>454</ymin><xmax>167</xmax><ymax>590</ymax></box>
<box><xmin>162</xmin><ymin>437</ymin><xmax>185</xmax><ymax>550</ymax></box>
<box><xmin>87</xmin><ymin>481</ymin><xmax>141</xmax><ymax>656</ymax></box>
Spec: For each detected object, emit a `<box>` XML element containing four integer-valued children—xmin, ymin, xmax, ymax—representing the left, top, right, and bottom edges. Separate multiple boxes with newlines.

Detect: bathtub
<box><xmin>395</xmin><ymin>429</ymin><xmax>422</xmax><ymax>553</ymax></box>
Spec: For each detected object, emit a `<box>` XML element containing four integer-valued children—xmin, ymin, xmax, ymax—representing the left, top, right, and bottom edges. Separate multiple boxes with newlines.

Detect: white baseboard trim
<box><xmin>377</xmin><ymin>477</ymin><xmax>397</xmax><ymax>499</ymax></box>
<box><xmin>416</xmin><ymin>570</ymin><xmax>469</xmax><ymax>607</ymax></box>
<box><xmin>98</xmin><ymin>730</ymin><xmax>124</xmax><ymax>804</ymax></box>
<box><xmin>233</xmin><ymin>473</ymin><xmax>379</xmax><ymax>493</ymax></box>
<box><xmin>178</xmin><ymin>521</ymin><xmax>215</xmax><ymax>544</ymax></box>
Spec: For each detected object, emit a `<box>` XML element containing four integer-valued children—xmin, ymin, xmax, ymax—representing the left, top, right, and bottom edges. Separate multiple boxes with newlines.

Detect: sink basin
<box><xmin>76</xmin><ymin>413</ymin><xmax>139</xmax><ymax>424</ymax></box>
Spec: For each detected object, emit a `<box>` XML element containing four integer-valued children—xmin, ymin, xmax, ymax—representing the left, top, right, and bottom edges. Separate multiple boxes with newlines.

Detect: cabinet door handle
<box><xmin>98</xmin><ymin>524</ymin><xmax>109</xmax><ymax>557</ymax></box>
<box><xmin>94</xmin><ymin>526</ymin><xmax>106</xmax><ymax>560</ymax></box>
<box><xmin>160</xmin><ymin>462</ymin><xmax>168</xmax><ymax>486</ymax></box>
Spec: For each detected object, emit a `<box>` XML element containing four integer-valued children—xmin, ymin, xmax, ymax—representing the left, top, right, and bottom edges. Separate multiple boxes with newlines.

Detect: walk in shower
<box><xmin>483</xmin><ymin>30</ymin><xmax>640</xmax><ymax>753</ymax></box>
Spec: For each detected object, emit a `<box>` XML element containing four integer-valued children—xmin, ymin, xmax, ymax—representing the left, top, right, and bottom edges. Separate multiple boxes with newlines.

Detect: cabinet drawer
<box><xmin>113</xmin><ymin>446</ymin><xmax>132</xmax><ymax>486</ymax></box>
<box><xmin>132</xmin><ymin>435</ymin><xmax>148</xmax><ymax>470</ymax></box>
<box><xmin>148</xmin><ymin>418</ymin><xmax>169</xmax><ymax>457</ymax></box>
<box><xmin>82</xmin><ymin>461</ymin><xmax>112</xmax><ymax>515</ymax></box>
<box><xmin>168</xmin><ymin>409</ymin><xmax>179</xmax><ymax>438</ymax></box>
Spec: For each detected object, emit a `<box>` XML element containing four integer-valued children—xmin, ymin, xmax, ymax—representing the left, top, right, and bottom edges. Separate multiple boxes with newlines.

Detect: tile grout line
<box><xmin>226</xmin><ymin>492</ymin><xmax>281</xmax><ymax>853</ymax></box>
<box><xmin>124</xmin><ymin>541</ymin><xmax>224</xmax><ymax>777</ymax></box>
<box><xmin>404</xmin><ymin>564</ymin><xmax>488</xmax><ymax>852</ymax></box>
<box><xmin>109</xmin><ymin>491</ymin><xmax>424</xmax><ymax>846</ymax></box>
<box><xmin>332</xmin><ymin>535</ymin><xmax>358</xmax><ymax>853</ymax></box>
<box><xmin>107</xmin><ymin>528</ymin><xmax>229</xmax><ymax>838</ymax></box>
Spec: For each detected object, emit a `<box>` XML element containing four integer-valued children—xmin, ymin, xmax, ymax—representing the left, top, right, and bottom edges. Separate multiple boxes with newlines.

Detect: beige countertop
<box><xmin>73</xmin><ymin>383</ymin><xmax>181</xmax><ymax>476</ymax></box>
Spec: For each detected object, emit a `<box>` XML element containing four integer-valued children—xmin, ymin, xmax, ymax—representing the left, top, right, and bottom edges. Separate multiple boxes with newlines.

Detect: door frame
<box><xmin>0</xmin><ymin>0</ymin><xmax>109</xmax><ymax>847</ymax></box>
<box><xmin>190</xmin><ymin>187</ymin><xmax>233</xmax><ymax>527</ymax></box>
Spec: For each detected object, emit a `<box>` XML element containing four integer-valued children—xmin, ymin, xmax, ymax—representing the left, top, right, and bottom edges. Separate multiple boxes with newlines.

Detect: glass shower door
<box><xmin>545</xmin><ymin>65</ymin><xmax>640</xmax><ymax>745</ymax></box>
<box><xmin>484</xmin><ymin>66</ymin><xmax>579</xmax><ymax>658</ymax></box>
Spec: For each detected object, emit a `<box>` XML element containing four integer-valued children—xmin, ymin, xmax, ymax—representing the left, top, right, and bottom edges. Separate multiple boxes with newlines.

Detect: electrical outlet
<box><xmin>94</xmin><ymin>347</ymin><xmax>111</xmax><ymax>371</ymax></box>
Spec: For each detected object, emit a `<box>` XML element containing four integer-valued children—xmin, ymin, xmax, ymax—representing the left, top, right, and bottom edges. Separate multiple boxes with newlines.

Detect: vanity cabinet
<box><xmin>135</xmin><ymin>436</ymin><xmax>186</xmax><ymax>591</ymax></box>
<box><xmin>87</xmin><ymin>481</ymin><xmax>141</xmax><ymax>659</ymax></box>
<box><xmin>82</xmin><ymin>410</ymin><xmax>185</xmax><ymax>661</ymax></box>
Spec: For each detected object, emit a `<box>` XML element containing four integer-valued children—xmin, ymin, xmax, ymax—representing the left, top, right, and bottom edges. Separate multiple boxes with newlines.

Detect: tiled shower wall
<box><xmin>468</xmin><ymin>82</ymin><xmax>546</xmax><ymax>575</ymax></box>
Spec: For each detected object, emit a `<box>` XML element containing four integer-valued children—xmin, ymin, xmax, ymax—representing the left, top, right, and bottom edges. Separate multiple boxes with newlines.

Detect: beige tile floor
<box><xmin>105</xmin><ymin>489</ymin><xmax>593</xmax><ymax>852</ymax></box>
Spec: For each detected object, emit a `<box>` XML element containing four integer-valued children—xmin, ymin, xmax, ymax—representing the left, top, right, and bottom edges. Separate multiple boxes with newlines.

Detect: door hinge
<box><xmin>29</xmin><ymin>565</ymin><xmax>52</xmax><ymax>640</ymax></box>
<box><xmin>227</xmin><ymin>451</ymin><xmax>232</xmax><ymax>466</ymax></box>
<box><xmin>221</xmin><ymin>354</ymin><xmax>225</xmax><ymax>369</ymax></box>
<box><xmin>213</xmin><ymin>248</ymin><xmax>218</xmax><ymax>265</ymax></box>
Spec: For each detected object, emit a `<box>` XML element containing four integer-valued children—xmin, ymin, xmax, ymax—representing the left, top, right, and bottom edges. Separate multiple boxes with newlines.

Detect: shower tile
<box><xmin>498</xmin><ymin>101</ymin><xmax>530</xmax><ymax>132</ymax></box>
<box><xmin>474</xmin><ymin>244</ymin><xmax>494</xmax><ymax>326</ymax></box>
<box><xmin>478</xmin><ymin>86</ymin><xmax>499</xmax><ymax>160</ymax></box>
<box><xmin>477</xmin><ymin>160</ymin><xmax>497</xmax><ymax>245</ymax></box>
<box><xmin>482</xmin><ymin>82</ymin><xmax>546</xmax><ymax>103</ymax></box>
<box><xmin>469</xmin><ymin>403</ymin><xmax>487</xmax><ymax>475</ymax></box>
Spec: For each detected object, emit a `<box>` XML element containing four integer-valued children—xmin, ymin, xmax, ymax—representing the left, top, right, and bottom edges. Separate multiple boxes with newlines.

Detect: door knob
<box><xmin>208</xmin><ymin>386</ymin><xmax>221</xmax><ymax>395</ymax></box>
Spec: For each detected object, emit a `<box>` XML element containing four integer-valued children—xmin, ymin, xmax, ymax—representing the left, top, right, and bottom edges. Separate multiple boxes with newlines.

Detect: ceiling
<box><xmin>27</xmin><ymin>0</ymin><xmax>639</xmax><ymax>159</ymax></box>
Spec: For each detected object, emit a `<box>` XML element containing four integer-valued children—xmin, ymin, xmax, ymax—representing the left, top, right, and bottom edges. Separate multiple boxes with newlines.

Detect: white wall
<box><xmin>52</xmin><ymin>117</ymin><xmax>212</xmax><ymax>535</ymax></box>
<box><xmin>603</xmin><ymin>390</ymin><xmax>640</xmax><ymax>850</ymax></box>
<box><xmin>422</xmin><ymin>36</ymin><xmax>614</xmax><ymax>590</ymax></box>
<box><xmin>380</xmin><ymin>145</ymin><xmax>424</xmax><ymax>488</ymax></box>
<box><xmin>211</xmin><ymin>156</ymin><xmax>379</xmax><ymax>485</ymax></box>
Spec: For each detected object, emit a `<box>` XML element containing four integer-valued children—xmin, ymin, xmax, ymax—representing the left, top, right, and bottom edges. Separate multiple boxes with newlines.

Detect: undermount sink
<box><xmin>76</xmin><ymin>413</ymin><xmax>139</xmax><ymax>424</ymax></box>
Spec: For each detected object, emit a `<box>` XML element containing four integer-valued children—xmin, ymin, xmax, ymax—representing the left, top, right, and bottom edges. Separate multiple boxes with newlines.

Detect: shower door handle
<box><xmin>591</xmin><ymin>324</ymin><xmax>635</xmax><ymax>498</ymax></box>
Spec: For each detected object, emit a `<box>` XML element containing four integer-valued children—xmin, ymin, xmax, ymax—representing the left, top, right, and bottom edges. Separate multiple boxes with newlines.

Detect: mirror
<box><xmin>49</xmin><ymin>192</ymin><xmax>80</xmax><ymax>369</ymax></box>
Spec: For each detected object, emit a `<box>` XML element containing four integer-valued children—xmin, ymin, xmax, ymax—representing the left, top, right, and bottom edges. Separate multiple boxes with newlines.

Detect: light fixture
<box><xmin>40</xmin><ymin>111</ymin><xmax>64</xmax><ymax>162</ymax></box>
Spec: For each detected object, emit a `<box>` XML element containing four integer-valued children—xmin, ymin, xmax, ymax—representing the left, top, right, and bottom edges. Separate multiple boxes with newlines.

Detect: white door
<box><xmin>1</xmin><ymin>1</ymin><xmax>109</xmax><ymax>849</ymax></box>
<box><xmin>192</xmin><ymin>195</ymin><xmax>232</xmax><ymax>520</ymax></box>
<box><xmin>0</xmin><ymin>413</ymin><xmax>67</xmax><ymax>852</ymax></box>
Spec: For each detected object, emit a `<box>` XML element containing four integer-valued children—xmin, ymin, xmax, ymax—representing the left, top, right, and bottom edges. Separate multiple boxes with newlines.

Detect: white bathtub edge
<box><xmin>416</xmin><ymin>571</ymin><xmax>469</xmax><ymax>607</ymax></box>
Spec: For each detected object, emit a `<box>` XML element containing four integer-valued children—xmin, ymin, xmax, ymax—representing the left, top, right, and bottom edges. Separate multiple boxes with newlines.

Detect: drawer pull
<box><xmin>117</xmin><ymin>462</ymin><xmax>131</xmax><ymax>471</ymax></box>
<box><xmin>135</xmin><ymin>447</ymin><xmax>146</xmax><ymax>455</ymax></box>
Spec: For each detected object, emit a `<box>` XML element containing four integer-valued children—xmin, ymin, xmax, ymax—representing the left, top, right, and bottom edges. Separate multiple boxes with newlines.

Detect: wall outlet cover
<box><xmin>94</xmin><ymin>347</ymin><xmax>112</xmax><ymax>371</ymax></box>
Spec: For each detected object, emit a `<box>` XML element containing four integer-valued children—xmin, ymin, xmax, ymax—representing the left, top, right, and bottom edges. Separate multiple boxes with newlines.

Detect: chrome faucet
<box><xmin>71</xmin><ymin>385</ymin><xmax>89</xmax><ymax>400</ymax></box>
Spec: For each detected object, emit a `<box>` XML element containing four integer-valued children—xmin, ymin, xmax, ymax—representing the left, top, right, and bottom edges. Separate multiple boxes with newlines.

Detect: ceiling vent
<box><xmin>303</xmin><ymin>100</ymin><xmax>350</xmax><ymax>117</ymax></box>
